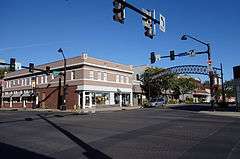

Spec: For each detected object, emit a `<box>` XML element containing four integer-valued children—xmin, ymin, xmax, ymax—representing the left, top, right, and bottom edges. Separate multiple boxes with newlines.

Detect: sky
<box><xmin>0</xmin><ymin>0</ymin><xmax>240</xmax><ymax>81</ymax></box>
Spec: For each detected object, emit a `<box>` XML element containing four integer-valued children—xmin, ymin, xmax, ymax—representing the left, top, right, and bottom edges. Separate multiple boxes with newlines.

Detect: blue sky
<box><xmin>0</xmin><ymin>0</ymin><xmax>239</xmax><ymax>80</ymax></box>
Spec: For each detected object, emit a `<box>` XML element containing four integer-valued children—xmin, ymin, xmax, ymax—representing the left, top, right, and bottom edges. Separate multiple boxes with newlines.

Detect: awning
<box><xmin>2</xmin><ymin>94</ymin><xmax>12</xmax><ymax>98</ymax></box>
<box><xmin>22</xmin><ymin>93</ymin><xmax>34</xmax><ymax>97</ymax></box>
<box><xmin>12</xmin><ymin>93</ymin><xmax>22</xmax><ymax>98</ymax></box>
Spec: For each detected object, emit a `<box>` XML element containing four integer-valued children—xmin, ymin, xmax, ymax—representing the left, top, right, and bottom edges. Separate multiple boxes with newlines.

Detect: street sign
<box><xmin>159</xmin><ymin>14</ymin><xmax>166</xmax><ymax>32</ymax></box>
<box><xmin>15</xmin><ymin>62</ymin><xmax>22</xmax><ymax>70</ymax></box>
<box><xmin>188</xmin><ymin>50</ymin><xmax>196</xmax><ymax>57</ymax></box>
<box><xmin>52</xmin><ymin>70</ymin><xmax>61</xmax><ymax>77</ymax></box>
<box><xmin>155</xmin><ymin>54</ymin><xmax>161</xmax><ymax>61</ymax></box>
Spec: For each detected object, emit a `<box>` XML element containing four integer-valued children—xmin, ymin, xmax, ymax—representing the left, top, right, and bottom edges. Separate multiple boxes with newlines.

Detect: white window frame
<box><xmin>40</xmin><ymin>76</ymin><xmax>43</xmax><ymax>84</ymax></box>
<box><xmin>116</xmin><ymin>75</ymin><xmax>119</xmax><ymax>83</ymax></box>
<box><xmin>44</xmin><ymin>75</ymin><xmax>48</xmax><ymax>83</ymax></box>
<box><xmin>120</xmin><ymin>75</ymin><xmax>124</xmax><ymax>83</ymax></box>
<box><xmin>103</xmin><ymin>72</ymin><xmax>107</xmax><ymax>81</ymax></box>
<box><xmin>97</xmin><ymin>72</ymin><xmax>101</xmax><ymax>81</ymax></box>
<box><xmin>71</xmin><ymin>71</ymin><xmax>76</xmax><ymax>80</ymax></box>
<box><xmin>125</xmin><ymin>76</ymin><xmax>129</xmax><ymax>84</ymax></box>
<box><xmin>89</xmin><ymin>71</ymin><xmax>94</xmax><ymax>80</ymax></box>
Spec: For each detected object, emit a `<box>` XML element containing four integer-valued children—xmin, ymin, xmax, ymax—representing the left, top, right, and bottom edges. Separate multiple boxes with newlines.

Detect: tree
<box><xmin>224</xmin><ymin>79</ymin><xmax>235</xmax><ymax>98</ymax></box>
<box><xmin>173</xmin><ymin>77</ymin><xmax>197</xmax><ymax>100</ymax></box>
<box><xmin>0</xmin><ymin>67</ymin><xmax>9</xmax><ymax>79</ymax></box>
<box><xmin>140</xmin><ymin>67</ymin><xmax>177</xmax><ymax>100</ymax></box>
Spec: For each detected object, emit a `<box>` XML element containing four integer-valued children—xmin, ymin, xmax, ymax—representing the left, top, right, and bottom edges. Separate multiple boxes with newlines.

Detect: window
<box><xmin>103</xmin><ymin>72</ymin><xmax>107</xmax><ymax>81</ymax></box>
<box><xmin>44</xmin><ymin>75</ymin><xmax>48</xmax><ymax>83</ymax></box>
<box><xmin>125</xmin><ymin>76</ymin><xmax>129</xmax><ymax>84</ymax></box>
<box><xmin>71</xmin><ymin>71</ymin><xmax>76</xmax><ymax>80</ymax></box>
<box><xmin>12</xmin><ymin>80</ymin><xmax>15</xmax><ymax>86</ymax></box>
<box><xmin>40</xmin><ymin>76</ymin><xmax>43</xmax><ymax>84</ymax></box>
<box><xmin>25</xmin><ymin>78</ymin><xmax>27</xmax><ymax>86</ymax></box>
<box><xmin>36</xmin><ymin>77</ymin><xmax>39</xmax><ymax>84</ymax></box>
<box><xmin>29</xmin><ymin>77</ymin><xmax>32</xmax><ymax>85</ymax></box>
<box><xmin>89</xmin><ymin>71</ymin><xmax>94</xmax><ymax>80</ymax></box>
<box><xmin>116</xmin><ymin>75</ymin><xmax>119</xmax><ymax>83</ymax></box>
<box><xmin>120</xmin><ymin>75</ymin><xmax>124</xmax><ymax>83</ymax></box>
<box><xmin>97</xmin><ymin>72</ymin><xmax>101</xmax><ymax>80</ymax></box>
<box><xmin>6</xmin><ymin>81</ymin><xmax>8</xmax><ymax>88</ymax></box>
<box><xmin>21</xmin><ymin>79</ymin><xmax>24</xmax><ymax>86</ymax></box>
<box><xmin>51</xmin><ymin>74</ymin><xmax>54</xmax><ymax>80</ymax></box>
<box><xmin>17</xmin><ymin>79</ymin><xmax>20</xmax><ymax>85</ymax></box>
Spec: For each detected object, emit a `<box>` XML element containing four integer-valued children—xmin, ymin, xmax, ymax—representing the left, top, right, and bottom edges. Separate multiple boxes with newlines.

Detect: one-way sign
<box><xmin>159</xmin><ymin>14</ymin><xmax>166</xmax><ymax>32</ymax></box>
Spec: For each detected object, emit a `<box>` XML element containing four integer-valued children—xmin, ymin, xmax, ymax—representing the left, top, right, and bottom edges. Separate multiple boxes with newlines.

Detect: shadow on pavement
<box><xmin>169</xmin><ymin>104</ymin><xmax>212</xmax><ymax>112</ymax></box>
<box><xmin>38</xmin><ymin>114</ymin><xmax>112</xmax><ymax>159</ymax></box>
<box><xmin>169</xmin><ymin>104</ymin><xmax>237</xmax><ymax>112</ymax></box>
<box><xmin>0</xmin><ymin>142</ymin><xmax>54</xmax><ymax>159</ymax></box>
<box><xmin>0</xmin><ymin>112</ymin><xmax>87</xmax><ymax>125</ymax></box>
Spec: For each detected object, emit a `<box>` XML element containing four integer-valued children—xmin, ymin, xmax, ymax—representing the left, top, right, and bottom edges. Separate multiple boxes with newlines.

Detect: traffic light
<box><xmin>170</xmin><ymin>50</ymin><xmax>175</xmax><ymax>61</ymax></box>
<box><xmin>150</xmin><ymin>52</ymin><xmax>156</xmax><ymax>64</ymax></box>
<box><xmin>113</xmin><ymin>0</ymin><xmax>125</xmax><ymax>24</ymax></box>
<box><xmin>46</xmin><ymin>66</ymin><xmax>51</xmax><ymax>75</ymax></box>
<box><xmin>29</xmin><ymin>63</ymin><xmax>34</xmax><ymax>73</ymax></box>
<box><xmin>142</xmin><ymin>9</ymin><xmax>155</xmax><ymax>39</ymax></box>
<box><xmin>136</xmin><ymin>74</ymin><xmax>140</xmax><ymax>80</ymax></box>
<box><xmin>9</xmin><ymin>58</ymin><xmax>16</xmax><ymax>72</ymax></box>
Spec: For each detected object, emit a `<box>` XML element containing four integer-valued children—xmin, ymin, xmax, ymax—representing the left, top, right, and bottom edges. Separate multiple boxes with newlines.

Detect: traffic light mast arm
<box><xmin>116</xmin><ymin>0</ymin><xmax>160</xmax><ymax>24</ymax></box>
<box><xmin>21</xmin><ymin>66</ymin><xmax>51</xmax><ymax>74</ymax></box>
<box><xmin>156</xmin><ymin>51</ymin><xmax>209</xmax><ymax>60</ymax></box>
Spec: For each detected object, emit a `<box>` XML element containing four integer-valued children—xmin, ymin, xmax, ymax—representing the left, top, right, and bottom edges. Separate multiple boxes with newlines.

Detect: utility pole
<box><xmin>57</xmin><ymin>48</ymin><xmax>67</xmax><ymax>110</ymax></box>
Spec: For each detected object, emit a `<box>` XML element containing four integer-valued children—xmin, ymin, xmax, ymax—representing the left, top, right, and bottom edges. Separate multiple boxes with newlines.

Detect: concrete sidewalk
<box><xmin>0</xmin><ymin>106</ymin><xmax>141</xmax><ymax>113</ymax></box>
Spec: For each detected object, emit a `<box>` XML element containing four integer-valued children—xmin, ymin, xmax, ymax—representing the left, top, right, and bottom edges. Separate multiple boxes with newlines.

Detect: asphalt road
<box><xmin>1</xmin><ymin>105</ymin><xmax>240</xmax><ymax>159</ymax></box>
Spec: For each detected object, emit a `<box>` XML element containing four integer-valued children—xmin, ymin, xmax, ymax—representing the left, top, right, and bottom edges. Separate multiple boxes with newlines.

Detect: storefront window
<box><xmin>95</xmin><ymin>93</ymin><xmax>109</xmax><ymax>105</ymax></box>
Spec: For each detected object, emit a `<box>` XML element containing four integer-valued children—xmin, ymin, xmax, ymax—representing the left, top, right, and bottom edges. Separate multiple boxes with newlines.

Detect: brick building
<box><xmin>1</xmin><ymin>54</ymin><xmax>135</xmax><ymax>110</ymax></box>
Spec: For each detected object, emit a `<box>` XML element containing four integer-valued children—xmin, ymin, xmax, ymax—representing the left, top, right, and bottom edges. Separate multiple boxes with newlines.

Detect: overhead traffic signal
<box><xmin>142</xmin><ymin>9</ymin><xmax>156</xmax><ymax>39</ymax></box>
<box><xmin>10</xmin><ymin>58</ymin><xmax>16</xmax><ymax>72</ymax></box>
<box><xmin>29</xmin><ymin>63</ymin><xmax>34</xmax><ymax>73</ymax></box>
<box><xmin>113</xmin><ymin>0</ymin><xmax>125</xmax><ymax>24</ymax></box>
<box><xmin>170</xmin><ymin>50</ymin><xmax>175</xmax><ymax>61</ymax></box>
<box><xmin>150</xmin><ymin>52</ymin><xmax>156</xmax><ymax>64</ymax></box>
<box><xmin>46</xmin><ymin>66</ymin><xmax>51</xmax><ymax>75</ymax></box>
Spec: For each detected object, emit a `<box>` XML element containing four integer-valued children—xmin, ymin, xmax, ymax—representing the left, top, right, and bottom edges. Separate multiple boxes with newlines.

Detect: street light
<box><xmin>181</xmin><ymin>34</ymin><xmax>215</xmax><ymax>110</ymax></box>
<box><xmin>57</xmin><ymin>48</ymin><xmax>67</xmax><ymax>110</ymax></box>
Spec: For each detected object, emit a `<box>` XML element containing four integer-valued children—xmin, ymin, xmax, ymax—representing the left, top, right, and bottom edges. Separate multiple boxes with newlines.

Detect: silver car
<box><xmin>150</xmin><ymin>98</ymin><xmax>165</xmax><ymax>107</ymax></box>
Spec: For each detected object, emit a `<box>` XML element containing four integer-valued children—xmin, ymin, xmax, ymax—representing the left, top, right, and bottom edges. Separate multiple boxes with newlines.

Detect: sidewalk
<box><xmin>0</xmin><ymin>106</ymin><xmax>141</xmax><ymax>113</ymax></box>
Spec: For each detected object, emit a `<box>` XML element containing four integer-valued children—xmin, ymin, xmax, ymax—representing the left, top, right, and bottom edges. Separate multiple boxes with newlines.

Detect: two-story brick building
<box><xmin>1</xmin><ymin>54</ymin><xmax>134</xmax><ymax>110</ymax></box>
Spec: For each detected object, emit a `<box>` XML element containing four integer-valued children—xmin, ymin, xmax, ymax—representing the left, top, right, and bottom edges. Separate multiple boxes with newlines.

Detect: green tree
<box><xmin>173</xmin><ymin>77</ymin><xmax>197</xmax><ymax>99</ymax></box>
<box><xmin>0</xmin><ymin>67</ymin><xmax>9</xmax><ymax>79</ymax></box>
<box><xmin>140</xmin><ymin>67</ymin><xmax>177</xmax><ymax>100</ymax></box>
<box><xmin>224</xmin><ymin>79</ymin><xmax>235</xmax><ymax>98</ymax></box>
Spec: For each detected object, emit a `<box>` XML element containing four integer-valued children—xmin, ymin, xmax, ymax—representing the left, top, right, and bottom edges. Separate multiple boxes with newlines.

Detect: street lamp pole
<box><xmin>181</xmin><ymin>35</ymin><xmax>215</xmax><ymax>110</ymax></box>
<box><xmin>57</xmin><ymin>48</ymin><xmax>67</xmax><ymax>110</ymax></box>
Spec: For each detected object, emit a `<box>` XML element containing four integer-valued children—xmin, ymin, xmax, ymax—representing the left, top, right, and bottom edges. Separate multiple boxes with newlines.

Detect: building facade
<box><xmin>1</xmin><ymin>54</ymin><xmax>134</xmax><ymax>110</ymax></box>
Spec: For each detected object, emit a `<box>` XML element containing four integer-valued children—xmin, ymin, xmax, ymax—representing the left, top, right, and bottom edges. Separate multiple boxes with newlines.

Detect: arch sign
<box><xmin>153</xmin><ymin>65</ymin><xmax>221</xmax><ymax>79</ymax></box>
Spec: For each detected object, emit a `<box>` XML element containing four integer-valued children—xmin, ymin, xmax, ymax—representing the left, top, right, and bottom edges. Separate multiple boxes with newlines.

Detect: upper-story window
<box><xmin>40</xmin><ymin>76</ymin><xmax>44</xmax><ymax>84</ymax></box>
<box><xmin>89</xmin><ymin>71</ymin><xmax>94</xmax><ymax>80</ymax></box>
<box><xmin>36</xmin><ymin>77</ymin><xmax>39</xmax><ymax>85</ymax></box>
<box><xmin>44</xmin><ymin>75</ymin><xmax>48</xmax><ymax>83</ymax></box>
<box><xmin>25</xmin><ymin>78</ymin><xmax>27</xmax><ymax>86</ymax></box>
<box><xmin>71</xmin><ymin>71</ymin><xmax>76</xmax><ymax>80</ymax></box>
<box><xmin>97</xmin><ymin>72</ymin><xmax>101</xmax><ymax>80</ymax></box>
<box><xmin>12</xmin><ymin>80</ymin><xmax>15</xmax><ymax>86</ymax></box>
<box><xmin>116</xmin><ymin>75</ymin><xmax>119</xmax><ymax>83</ymax></box>
<box><xmin>29</xmin><ymin>77</ymin><xmax>32</xmax><ymax>85</ymax></box>
<box><xmin>103</xmin><ymin>72</ymin><xmax>107</xmax><ymax>81</ymax></box>
<box><xmin>120</xmin><ymin>75</ymin><xmax>124</xmax><ymax>83</ymax></box>
<box><xmin>125</xmin><ymin>76</ymin><xmax>129</xmax><ymax>84</ymax></box>
<box><xmin>17</xmin><ymin>79</ymin><xmax>20</xmax><ymax>85</ymax></box>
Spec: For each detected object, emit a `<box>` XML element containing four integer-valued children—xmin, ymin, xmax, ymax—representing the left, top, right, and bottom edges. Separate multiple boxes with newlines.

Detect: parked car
<box><xmin>149</xmin><ymin>98</ymin><xmax>165</xmax><ymax>107</ymax></box>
